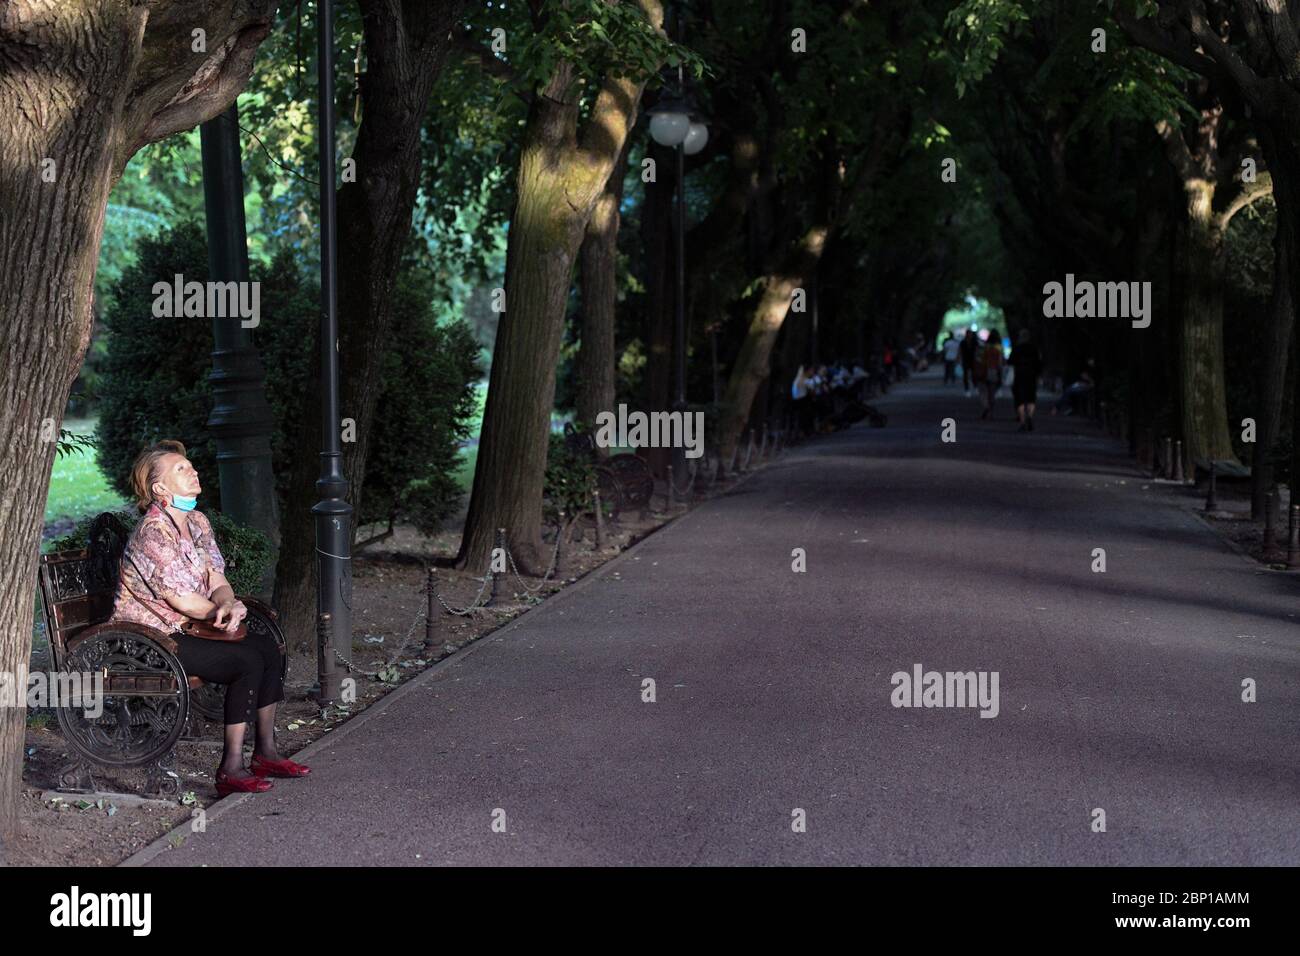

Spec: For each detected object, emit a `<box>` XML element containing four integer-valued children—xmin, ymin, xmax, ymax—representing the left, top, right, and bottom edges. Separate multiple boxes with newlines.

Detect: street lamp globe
<box><xmin>682</xmin><ymin>121</ymin><xmax>709</xmax><ymax>155</ymax></box>
<box><xmin>649</xmin><ymin>111</ymin><xmax>690</xmax><ymax>147</ymax></box>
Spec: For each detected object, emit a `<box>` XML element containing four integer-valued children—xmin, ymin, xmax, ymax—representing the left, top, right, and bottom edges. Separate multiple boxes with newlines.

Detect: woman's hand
<box><xmin>212</xmin><ymin>597</ymin><xmax>248</xmax><ymax>632</ymax></box>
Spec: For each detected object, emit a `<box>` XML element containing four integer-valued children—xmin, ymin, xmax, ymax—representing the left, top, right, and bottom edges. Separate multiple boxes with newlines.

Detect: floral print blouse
<box><xmin>111</xmin><ymin>504</ymin><xmax>226</xmax><ymax>631</ymax></box>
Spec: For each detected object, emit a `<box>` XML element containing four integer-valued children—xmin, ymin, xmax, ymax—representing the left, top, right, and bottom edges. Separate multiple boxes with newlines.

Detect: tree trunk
<box><xmin>716</xmin><ymin>223</ymin><xmax>830</xmax><ymax>460</ymax></box>
<box><xmin>0</xmin><ymin>0</ymin><xmax>276</xmax><ymax>855</ymax></box>
<box><xmin>1176</xmin><ymin>183</ymin><xmax>1237</xmax><ymax>467</ymax></box>
<box><xmin>776</xmin><ymin>295</ymin><xmax>813</xmax><ymax>410</ymax></box>
<box><xmin>577</xmin><ymin>141</ymin><xmax>630</xmax><ymax>438</ymax></box>
<box><xmin>1251</xmin><ymin>129</ymin><xmax>1297</xmax><ymax>515</ymax></box>
<box><xmin>459</xmin><ymin>153</ymin><xmax>592</xmax><ymax>572</ymax></box>
<box><xmin>0</xmin><ymin>25</ymin><xmax>121</xmax><ymax>841</ymax></box>
<box><xmin>457</xmin><ymin>19</ymin><xmax>661</xmax><ymax>572</ymax></box>
<box><xmin>272</xmin><ymin>0</ymin><xmax>465</xmax><ymax>649</ymax></box>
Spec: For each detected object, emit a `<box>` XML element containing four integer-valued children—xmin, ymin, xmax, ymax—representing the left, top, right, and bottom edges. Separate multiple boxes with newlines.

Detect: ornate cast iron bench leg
<box><xmin>56</xmin><ymin>757</ymin><xmax>98</xmax><ymax>795</ymax></box>
<box><xmin>144</xmin><ymin>750</ymin><xmax>182</xmax><ymax>799</ymax></box>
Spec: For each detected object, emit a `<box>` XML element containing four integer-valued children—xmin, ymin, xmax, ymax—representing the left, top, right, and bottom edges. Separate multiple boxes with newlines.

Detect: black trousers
<box><xmin>174</xmin><ymin>628</ymin><xmax>284</xmax><ymax>726</ymax></box>
<box><xmin>793</xmin><ymin>396</ymin><xmax>814</xmax><ymax>435</ymax></box>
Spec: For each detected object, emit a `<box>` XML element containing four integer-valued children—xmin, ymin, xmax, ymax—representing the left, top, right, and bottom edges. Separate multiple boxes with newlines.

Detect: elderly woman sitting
<box><xmin>111</xmin><ymin>439</ymin><xmax>309</xmax><ymax>796</ymax></box>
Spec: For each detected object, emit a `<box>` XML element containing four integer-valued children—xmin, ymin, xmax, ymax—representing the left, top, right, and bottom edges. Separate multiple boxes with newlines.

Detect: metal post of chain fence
<box><xmin>672</xmin><ymin>459</ymin><xmax>694</xmax><ymax>503</ymax></box>
<box><xmin>1205</xmin><ymin>461</ymin><xmax>1217</xmax><ymax>512</ymax></box>
<box><xmin>593</xmin><ymin>488</ymin><xmax>605</xmax><ymax>550</ymax></box>
<box><xmin>1251</xmin><ymin>442</ymin><xmax>1262</xmax><ymax>516</ymax></box>
<box><xmin>1173</xmin><ymin>440</ymin><xmax>1184</xmax><ymax>483</ymax></box>
<box><xmin>423</xmin><ymin>566</ymin><xmax>438</xmax><ymax>650</ymax></box>
<box><xmin>1271</xmin><ymin>489</ymin><xmax>1283</xmax><ymax>548</ymax></box>
<box><xmin>488</xmin><ymin>528</ymin><xmax>504</xmax><ymax>607</ymax></box>
<box><xmin>1163</xmin><ymin>436</ymin><xmax>1173</xmax><ymax>480</ymax></box>
<box><xmin>667</xmin><ymin>464</ymin><xmax>676</xmax><ymax>510</ymax></box>
<box><xmin>1264</xmin><ymin>489</ymin><xmax>1278</xmax><ymax>552</ymax></box>
<box><xmin>1288</xmin><ymin>505</ymin><xmax>1300</xmax><ymax>569</ymax></box>
<box><xmin>555</xmin><ymin>511</ymin><xmax>567</xmax><ymax>574</ymax></box>
<box><xmin>760</xmin><ymin>423</ymin><xmax>768</xmax><ymax>460</ymax></box>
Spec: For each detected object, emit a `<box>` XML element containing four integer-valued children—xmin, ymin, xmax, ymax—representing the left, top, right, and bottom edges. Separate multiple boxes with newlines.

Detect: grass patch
<box><xmin>45</xmin><ymin>417</ymin><xmax>126</xmax><ymax>526</ymax></box>
<box><xmin>454</xmin><ymin>445</ymin><xmax>478</xmax><ymax>494</ymax></box>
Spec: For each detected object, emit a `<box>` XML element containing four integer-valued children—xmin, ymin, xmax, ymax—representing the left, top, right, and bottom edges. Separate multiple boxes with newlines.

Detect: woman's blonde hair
<box><xmin>130</xmin><ymin>440</ymin><xmax>188</xmax><ymax>513</ymax></box>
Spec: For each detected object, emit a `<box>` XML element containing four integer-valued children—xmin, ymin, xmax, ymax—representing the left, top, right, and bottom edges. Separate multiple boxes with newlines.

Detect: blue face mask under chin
<box><xmin>171</xmin><ymin>495</ymin><xmax>198</xmax><ymax>512</ymax></box>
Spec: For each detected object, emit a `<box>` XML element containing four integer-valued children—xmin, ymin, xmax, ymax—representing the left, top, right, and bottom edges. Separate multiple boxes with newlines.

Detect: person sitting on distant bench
<box><xmin>1052</xmin><ymin>358</ymin><xmax>1096</xmax><ymax>416</ymax></box>
<box><xmin>791</xmin><ymin>366</ymin><xmax>815</xmax><ymax>436</ymax></box>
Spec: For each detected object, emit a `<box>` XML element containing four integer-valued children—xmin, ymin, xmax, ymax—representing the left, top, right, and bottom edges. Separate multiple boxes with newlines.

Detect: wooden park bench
<box><xmin>562</xmin><ymin>422</ymin><xmax>655</xmax><ymax>520</ymax></box>
<box><xmin>35</xmin><ymin>511</ymin><xmax>286</xmax><ymax>796</ymax></box>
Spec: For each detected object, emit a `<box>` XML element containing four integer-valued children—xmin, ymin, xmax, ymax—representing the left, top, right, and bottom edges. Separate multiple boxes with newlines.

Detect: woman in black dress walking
<box><xmin>1010</xmin><ymin>329</ymin><xmax>1043</xmax><ymax>431</ymax></box>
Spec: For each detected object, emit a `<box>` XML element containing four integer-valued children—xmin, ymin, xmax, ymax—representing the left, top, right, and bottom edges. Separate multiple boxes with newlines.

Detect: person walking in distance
<box><xmin>979</xmin><ymin>330</ymin><xmax>1005</xmax><ymax>420</ymax></box>
<box><xmin>942</xmin><ymin>333</ymin><xmax>960</xmax><ymax>385</ymax></box>
<box><xmin>1010</xmin><ymin>328</ymin><xmax>1043</xmax><ymax>431</ymax></box>
<box><xmin>959</xmin><ymin>330</ymin><xmax>978</xmax><ymax>396</ymax></box>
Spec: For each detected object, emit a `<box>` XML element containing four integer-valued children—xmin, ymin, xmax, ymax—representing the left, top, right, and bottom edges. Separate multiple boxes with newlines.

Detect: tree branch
<box><xmin>119</xmin><ymin>2</ymin><xmax>281</xmax><ymax>174</ymax></box>
<box><xmin>1179</xmin><ymin>0</ymin><xmax>1268</xmax><ymax>106</ymax></box>
<box><xmin>1114</xmin><ymin>6</ymin><xmax>1219</xmax><ymax>77</ymax></box>
<box><xmin>1155</xmin><ymin>115</ymin><xmax>1199</xmax><ymax>182</ymax></box>
<box><xmin>575</xmin><ymin>0</ymin><xmax>665</xmax><ymax>176</ymax></box>
<box><xmin>453</xmin><ymin>34</ymin><xmax>533</xmax><ymax>104</ymax></box>
<box><xmin>1215</xmin><ymin>170</ymin><xmax>1274</xmax><ymax>227</ymax></box>
<box><xmin>1253</xmin><ymin>0</ymin><xmax>1300</xmax><ymax>86</ymax></box>
<box><xmin>836</xmin><ymin>100</ymin><xmax>910</xmax><ymax>229</ymax></box>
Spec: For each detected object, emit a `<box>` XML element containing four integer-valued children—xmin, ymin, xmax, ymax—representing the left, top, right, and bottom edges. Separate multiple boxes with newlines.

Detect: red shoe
<box><xmin>215</xmin><ymin>770</ymin><xmax>273</xmax><ymax>796</ymax></box>
<box><xmin>250</xmin><ymin>754</ymin><xmax>311</xmax><ymax>778</ymax></box>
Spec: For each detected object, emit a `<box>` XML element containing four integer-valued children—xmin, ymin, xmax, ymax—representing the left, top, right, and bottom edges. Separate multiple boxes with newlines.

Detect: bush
<box><xmin>46</xmin><ymin>508</ymin><xmax>274</xmax><ymax>596</ymax></box>
<box><xmin>543</xmin><ymin>430</ymin><xmax>596</xmax><ymax>523</ymax></box>
<box><xmin>205</xmin><ymin>511</ymin><xmax>276</xmax><ymax>595</ymax></box>
<box><xmin>96</xmin><ymin>223</ymin><xmax>221</xmax><ymax>507</ymax></box>
<box><xmin>362</xmin><ymin>269</ymin><xmax>481</xmax><ymax>536</ymax></box>
<box><xmin>246</xmin><ymin>243</ymin><xmax>319</xmax><ymax>508</ymax></box>
<box><xmin>95</xmin><ymin>222</ymin><xmax>481</xmax><ymax>540</ymax></box>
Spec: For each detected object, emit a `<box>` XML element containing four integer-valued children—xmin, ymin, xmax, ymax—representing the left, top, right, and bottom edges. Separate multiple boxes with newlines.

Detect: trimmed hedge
<box><xmin>46</xmin><ymin>508</ymin><xmax>274</xmax><ymax>597</ymax></box>
<box><xmin>94</xmin><ymin>222</ymin><xmax>481</xmax><ymax>539</ymax></box>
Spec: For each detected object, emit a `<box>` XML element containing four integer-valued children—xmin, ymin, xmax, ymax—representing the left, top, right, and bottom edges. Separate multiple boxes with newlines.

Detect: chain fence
<box><xmin>327</xmin><ymin>527</ymin><xmax>560</xmax><ymax>677</ymax></box>
<box><xmin>323</xmin><ymin>435</ymin><xmax>785</xmax><ymax>680</ymax></box>
<box><xmin>506</xmin><ymin>527</ymin><xmax>562</xmax><ymax>594</ymax></box>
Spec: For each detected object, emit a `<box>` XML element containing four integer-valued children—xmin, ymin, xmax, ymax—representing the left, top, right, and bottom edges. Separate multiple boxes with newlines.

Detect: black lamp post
<box><xmin>199</xmin><ymin>104</ymin><xmax>280</xmax><ymax>588</ymax></box>
<box><xmin>646</xmin><ymin>4</ymin><xmax>708</xmax><ymax>471</ymax></box>
<box><xmin>313</xmin><ymin>0</ymin><xmax>350</xmax><ymax>703</ymax></box>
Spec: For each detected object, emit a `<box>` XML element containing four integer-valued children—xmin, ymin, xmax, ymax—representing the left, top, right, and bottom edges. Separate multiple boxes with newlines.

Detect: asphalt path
<box><xmin>138</xmin><ymin>369</ymin><xmax>1300</xmax><ymax>866</ymax></box>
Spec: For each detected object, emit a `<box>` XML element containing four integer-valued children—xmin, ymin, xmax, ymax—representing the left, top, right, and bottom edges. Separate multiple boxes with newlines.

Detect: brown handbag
<box><xmin>180</xmin><ymin>617</ymin><xmax>248</xmax><ymax>641</ymax></box>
